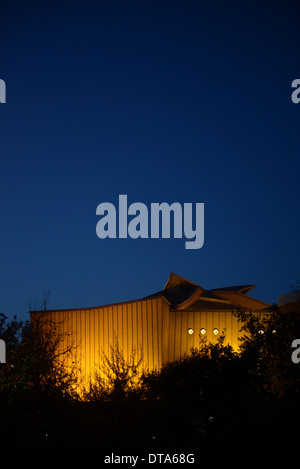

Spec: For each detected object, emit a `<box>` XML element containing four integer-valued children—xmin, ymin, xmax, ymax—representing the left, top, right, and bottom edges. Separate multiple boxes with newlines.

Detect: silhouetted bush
<box><xmin>83</xmin><ymin>333</ymin><xmax>143</xmax><ymax>401</ymax></box>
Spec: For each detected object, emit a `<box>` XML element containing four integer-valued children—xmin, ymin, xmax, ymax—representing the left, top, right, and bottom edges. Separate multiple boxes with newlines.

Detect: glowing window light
<box><xmin>188</xmin><ymin>328</ymin><xmax>194</xmax><ymax>335</ymax></box>
<box><xmin>200</xmin><ymin>328</ymin><xmax>206</xmax><ymax>335</ymax></box>
<box><xmin>213</xmin><ymin>328</ymin><xmax>219</xmax><ymax>335</ymax></box>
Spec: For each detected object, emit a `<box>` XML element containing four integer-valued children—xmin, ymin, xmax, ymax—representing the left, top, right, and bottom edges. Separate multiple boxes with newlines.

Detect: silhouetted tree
<box><xmin>236</xmin><ymin>304</ymin><xmax>300</xmax><ymax>402</ymax></box>
<box><xmin>84</xmin><ymin>333</ymin><xmax>143</xmax><ymax>401</ymax></box>
<box><xmin>27</xmin><ymin>290</ymin><xmax>51</xmax><ymax>313</ymax></box>
<box><xmin>0</xmin><ymin>313</ymin><xmax>79</xmax><ymax>400</ymax></box>
<box><xmin>142</xmin><ymin>335</ymin><xmax>247</xmax><ymax>402</ymax></box>
<box><xmin>0</xmin><ymin>311</ymin><xmax>80</xmax><ymax>447</ymax></box>
<box><xmin>141</xmin><ymin>335</ymin><xmax>259</xmax><ymax>445</ymax></box>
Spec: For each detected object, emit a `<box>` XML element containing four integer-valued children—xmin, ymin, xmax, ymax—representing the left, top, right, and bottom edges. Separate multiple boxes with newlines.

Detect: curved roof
<box><xmin>144</xmin><ymin>272</ymin><xmax>270</xmax><ymax>310</ymax></box>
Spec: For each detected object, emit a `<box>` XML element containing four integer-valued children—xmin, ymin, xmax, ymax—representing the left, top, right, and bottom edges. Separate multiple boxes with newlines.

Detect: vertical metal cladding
<box><xmin>30</xmin><ymin>300</ymin><xmax>259</xmax><ymax>394</ymax></box>
<box><xmin>167</xmin><ymin>310</ymin><xmax>242</xmax><ymax>363</ymax></box>
<box><xmin>29</xmin><ymin>274</ymin><xmax>271</xmax><ymax>396</ymax></box>
<box><xmin>33</xmin><ymin>297</ymin><xmax>168</xmax><ymax>391</ymax></box>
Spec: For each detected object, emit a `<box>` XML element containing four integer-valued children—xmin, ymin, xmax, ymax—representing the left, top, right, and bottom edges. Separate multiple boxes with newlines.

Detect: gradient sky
<box><xmin>1</xmin><ymin>0</ymin><xmax>299</xmax><ymax>321</ymax></box>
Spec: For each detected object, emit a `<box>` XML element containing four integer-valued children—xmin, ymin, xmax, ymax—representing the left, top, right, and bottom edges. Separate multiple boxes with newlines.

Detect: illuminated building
<box><xmin>30</xmin><ymin>272</ymin><xmax>270</xmax><ymax>389</ymax></box>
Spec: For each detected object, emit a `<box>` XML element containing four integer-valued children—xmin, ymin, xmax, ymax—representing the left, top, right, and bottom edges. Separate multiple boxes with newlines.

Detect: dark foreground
<box><xmin>1</xmin><ymin>395</ymin><xmax>299</xmax><ymax>450</ymax></box>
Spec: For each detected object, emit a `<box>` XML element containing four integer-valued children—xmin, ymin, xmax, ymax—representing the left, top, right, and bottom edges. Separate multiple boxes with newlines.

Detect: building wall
<box><xmin>31</xmin><ymin>296</ymin><xmax>170</xmax><ymax>392</ymax></box>
<box><xmin>31</xmin><ymin>302</ymin><xmax>261</xmax><ymax>394</ymax></box>
<box><xmin>168</xmin><ymin>310</ymin><xmax>241</xmax><ymax>363</ymax></box>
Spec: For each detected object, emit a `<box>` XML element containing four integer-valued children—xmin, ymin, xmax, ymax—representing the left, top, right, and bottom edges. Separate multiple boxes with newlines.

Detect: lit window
<box><xmin>213</xmin><ymin>328</ymin><xmax>219</xmax><ymax>335</ymax></box>
<box><xmin>188</xmin><ymin>328</ymin><xmax>194</xmax><ymax>335</ymax></box>
<box><xmin>200</xmin><ymin>328</ymin><xmax>206</xmax><ymax>335</ymax></box>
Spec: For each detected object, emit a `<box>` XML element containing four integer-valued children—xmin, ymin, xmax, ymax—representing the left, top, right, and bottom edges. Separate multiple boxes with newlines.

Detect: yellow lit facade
<box><xmin>30</xmin><ymin>272</ymin><xmax>270</xmax><ymax>390</ymax></box>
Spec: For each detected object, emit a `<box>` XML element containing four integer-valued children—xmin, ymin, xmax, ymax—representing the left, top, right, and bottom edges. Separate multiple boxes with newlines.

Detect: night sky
<box><xmin>1</xmin><ymin>0</ymin><xmax>299</xmax><ymax>320</ymax></box>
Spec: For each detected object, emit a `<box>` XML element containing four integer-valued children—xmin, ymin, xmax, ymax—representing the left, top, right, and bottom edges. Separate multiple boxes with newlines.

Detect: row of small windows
<box><xmin>188</xmin><ymin>328</ymin><xmax>276</xmax><ymax>335</ymax></box>
<box><xmin>187</xmin><ymin>328</ymin><xmax>219</xmax><ymax>336</ymax></box>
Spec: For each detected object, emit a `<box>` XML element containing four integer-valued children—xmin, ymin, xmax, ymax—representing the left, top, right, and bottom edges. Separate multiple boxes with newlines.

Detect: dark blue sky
<box><xmin>1</xmin><ymin>0</ymin><xmax>299</xmax><ymax>320</ymax></box>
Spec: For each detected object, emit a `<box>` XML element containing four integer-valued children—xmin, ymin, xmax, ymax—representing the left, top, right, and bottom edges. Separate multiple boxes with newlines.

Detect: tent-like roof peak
<box><xmin>163</xmin><ymin>272</ymin><xmax>202</xmax><ymax>290</ymax></box>
<box><xmin>144</xmin><ymin>273</ymin><xmax>269</xmax><ymax>309</ymax></box>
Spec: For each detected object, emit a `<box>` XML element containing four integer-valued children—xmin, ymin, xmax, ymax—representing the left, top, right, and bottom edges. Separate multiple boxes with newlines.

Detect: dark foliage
<box><xmin>83</xmin><ymin>333</ymin><xmax>143</xmax><ymax>401</ymax></box>
<box><xmin>0</xmin><ymin>306</ymin><xmax>300</xmax><ymax>449</ymax></box>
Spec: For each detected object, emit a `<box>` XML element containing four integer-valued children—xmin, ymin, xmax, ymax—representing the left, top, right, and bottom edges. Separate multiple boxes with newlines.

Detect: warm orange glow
<box><xmin>30</xmin><ymin>273</ymin><xmax>271</xmax><ymax>396</ymax></box>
